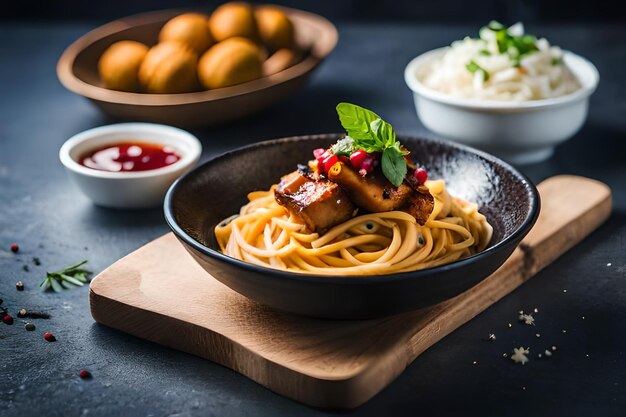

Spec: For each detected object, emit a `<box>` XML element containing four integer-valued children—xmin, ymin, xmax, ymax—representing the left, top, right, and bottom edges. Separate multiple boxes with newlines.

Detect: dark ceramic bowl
<box><xmin>164</xmin><ymin>135</ymin><xmax>539</xmax><ymax>319</ymax></box>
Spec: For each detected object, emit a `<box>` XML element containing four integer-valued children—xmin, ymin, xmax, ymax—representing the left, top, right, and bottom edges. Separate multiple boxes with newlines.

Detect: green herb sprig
<box><xmin>335</xmin><ymin>103</ymin><xmax>409</xmax><ymax>187</ymax></box>
<box><xmin>40</xmin><ymin>260</ymin><xmax>91</xmax><ymax>292</ymax></box>
<box><xmin>466</xmin><ymin>60</ymin><xmax>490</xmax><ymax>81</ymax></box>
<box><xmin>482</xmin><ymin>21</ymin><xmax>539</xmax><ymax>67</ymax></box>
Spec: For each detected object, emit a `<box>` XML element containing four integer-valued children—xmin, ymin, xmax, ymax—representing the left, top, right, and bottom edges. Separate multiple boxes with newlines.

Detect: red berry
<box><xmin>316</xmin><ymin>150</ymin><xmax>330</xmax><ymax>172</ymax></box>
<box><xmin>43</xmin><ymin>332</ymin><xmax>56</xmax><ymax>342</ymax></box>
<box><xmin>349</xmin><ymin>149</ymin><xmax>368</xmax><ymax>169</ymax></box>
<box><xmin>10</xmin><ymin>243</ymin><xmax>19</xmax><ymax>253</ymax></box>
<box><xmin>312</xmin><ymin>148</ymin><xmax>326</xmax><ymax>159</ymax></box>
<box><xmin>2</xmin><ymin>314</ymin><xmax>13</xmax><ymax>325</ymax></box>
<box><xmin>360</xmin><ymin>156</ymin><xmax>375</xmax><ymax>174</ymax></box>
<box><xmin>322</xmin><ymin>154</ymin><xmax>339</xmax><ymax>173</ymax></box>
<box><xmin>414</xmin><ymin>168</ymin><xmax>428</xmax><ymax>185</ymax></box>
<box><xmin>79</xmin><ymin>369</ymin><xmax>90</xmax><ymax>379</ymax></box>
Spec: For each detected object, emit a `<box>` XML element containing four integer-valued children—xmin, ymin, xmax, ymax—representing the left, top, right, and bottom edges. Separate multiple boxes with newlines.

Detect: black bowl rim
<box><xmin>164</xmin><ymin>134</ymin><xmax>540</xmax><ymax>284</ymax></box>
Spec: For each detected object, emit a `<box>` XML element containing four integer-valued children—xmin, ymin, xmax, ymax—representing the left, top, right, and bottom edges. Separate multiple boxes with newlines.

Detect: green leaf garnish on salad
<box><xmin>336</xmin><ymin>103</ymin><xmax>408</xmax><ymax>187</ymax></box>
<box><xmin>477</xmin><ymin>21</ymin><xmax>539</xmax><ymax>69</ymax></box>
<box><xmin>466</xmin><ymin>60</ymin><xmax>490</xmax><ymax>81</ymax></box>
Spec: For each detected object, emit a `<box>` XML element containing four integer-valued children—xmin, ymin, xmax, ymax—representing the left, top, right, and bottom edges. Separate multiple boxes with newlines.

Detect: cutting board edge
<box><xmin>89</xmin><ymin>283</ymin><xmax>405</xmax><ymax>409</ymax></box>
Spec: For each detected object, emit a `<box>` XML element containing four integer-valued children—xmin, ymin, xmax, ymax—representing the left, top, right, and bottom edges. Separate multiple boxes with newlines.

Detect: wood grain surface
<box><xmin>89</xmin><ymin>175</ymin><xmax>612</xmax><ymax>409</ymax></box>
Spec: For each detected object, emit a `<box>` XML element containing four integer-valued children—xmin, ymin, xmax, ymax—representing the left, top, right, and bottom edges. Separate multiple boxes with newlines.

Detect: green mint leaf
<box><xmin>466</xmin><ymin>60</ymin><xmax>490</xmax><ymax>81</ymax></box>
<box><xmin>331</xmin><ymin>136</ymin><xmax>355</xmax><ymax>156</ymax></box>
<box><xmin>381</xmin><ymin>148</ymin><xmax>407</xmax><ymax>187</ymax></box>
<box><xmin>479</xmin><ymin>49</ymin><xmax>491</xmax><ymax>56</ymax></box>
<box><xmin>336</xmin><ymin>102</ymin><xmax>381</xmax><ymax>140</ymax></box>
<box><xmin>552</xmin><ymin>57</ymin><xmax>562</xmax><ymax>66</ymax></box>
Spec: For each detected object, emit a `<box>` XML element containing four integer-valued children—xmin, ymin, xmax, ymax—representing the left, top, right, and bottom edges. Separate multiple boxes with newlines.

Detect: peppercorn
<box><xmin>32</xmin><ymin>257</ymin><xmax>41</xmax><ymax>266</ymax></box>
<box><xmin>16</xmin><ymin>281</ymin><xmax>24</xmax><ymax>291</ymax></box>
<box><xmin>2</xmin><ymin>314</ymin><xmax>14</xmax><ymax>325</ymax></box>
<box><xmin>10</xmin><ymin>243</ymin><xmax>19</xmax><ymax>253</ymax></box>
<box><xmin>17</xmin><ymin>308</ymin><xmax>27</xmax><ymax>318</ymax></box>
<box><xmin>43</xmin><ymin>332</ymin><xmax>56</xmax><ymax>342</ymax></box>
<box><xmin>25</xmin><ymin>323</ymin><xmax>36</xmax><ymax>331</ymax></box>
<box><xmin>79</xmin><ymin>369</ymin><xmax>91</xmax><ymax>379</ymax></box>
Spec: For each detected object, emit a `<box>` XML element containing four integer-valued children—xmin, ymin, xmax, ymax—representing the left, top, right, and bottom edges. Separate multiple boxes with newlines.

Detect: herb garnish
<box><xmin>335</xmin><ymin>103</ymin><xmax>409</xmax><ymax>187</ymax></box>
<box><xmin>481</xmin><ymin>21</ymin><xmax>539</xmax><ymax>67</ymax></box>
<box><xmin>466</xmin><ymin>60</ymin><xmax>490</xmax><ymax>81</ymax></box>
<box><xmin>40</xmin><ymin>260</ymin><xmax>91</xmax><ymax>292</ymax></box>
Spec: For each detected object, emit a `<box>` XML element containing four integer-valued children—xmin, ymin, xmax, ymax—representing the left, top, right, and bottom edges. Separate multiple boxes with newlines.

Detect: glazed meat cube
<box><xmin>275</xmin><ymin>171</ymin><xmax>356</xmax><ymax>233</ymax></box>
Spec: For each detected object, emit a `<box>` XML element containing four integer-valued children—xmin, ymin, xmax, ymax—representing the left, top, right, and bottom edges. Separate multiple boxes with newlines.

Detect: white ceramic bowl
<box><xmin>60</xmin><ymin>123</ymin><xmax>202</xmax><ymax>208</ymax></box>
<box><xmin>404</xmin><ymin>48</ymin><xmax>599</xmax><ymax>164</ymax></box>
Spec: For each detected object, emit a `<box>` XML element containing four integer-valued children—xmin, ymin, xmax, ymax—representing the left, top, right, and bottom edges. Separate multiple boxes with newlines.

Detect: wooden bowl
<box><xmin>164</xmin><ymin>135</ymin><xmax>540</xmax><ymax>319</ymax></box>
<box><xmin>57</xmin><ymin>7</ymin><xmax>338</xmax><ymax>128</ymax></box>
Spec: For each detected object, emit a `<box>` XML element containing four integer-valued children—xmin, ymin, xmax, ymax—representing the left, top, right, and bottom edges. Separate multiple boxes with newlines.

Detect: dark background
<box><xmin>3</xmin><ymin>0</ymin><xmax>626</xmax><ymax>23</ymax></box>
<box><xmin>1</xmin><ymin>1</ymin><xmax>625</xmax><ymax>417</ymax></box>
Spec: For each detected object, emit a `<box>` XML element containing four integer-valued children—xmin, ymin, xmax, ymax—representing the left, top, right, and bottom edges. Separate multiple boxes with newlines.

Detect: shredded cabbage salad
<box><xmin>421</xmin><ymin>22</ymin><xmax>581</xmax><ymax>101</ymax></box>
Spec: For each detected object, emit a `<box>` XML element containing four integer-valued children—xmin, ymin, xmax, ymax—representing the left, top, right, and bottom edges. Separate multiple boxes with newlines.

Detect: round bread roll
<box><xmin>208</xmin><ymin>2</ymin><xmax>258</xmax><ymax>42</ymax></box>
<box><xmin>254</xmin><ymin>6</ymin><xmax>294</xmax><ymax>51</ymax></box>
<box><xmin>263</xmin><ymin>48</ymin><xmax>300</xmax><ymax>76</ymax></box>
<box><xmin>159</xmin><ymin>13</ymin><xmax>213</xmax><ymax>54</ymax></box>
<box><xmin>139</xmin><ymin>42</ymin><xmax>198</xmax><ymax>93</ymax></box>
<box><xmin>98</xmin><ymin>40</ymin><xmax>149</xmax><ymax>92</ymax></box>
<box><xmin>198</xmin><ymin>37</ymin><xmax>263</xmax><ymax>89</ymax></box>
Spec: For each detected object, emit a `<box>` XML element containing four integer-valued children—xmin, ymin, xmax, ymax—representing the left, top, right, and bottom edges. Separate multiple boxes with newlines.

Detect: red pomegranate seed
<box><xmin>43</xmin><ymin>332</ymin><xmax>56</xmax><ymax>342</ymax></box>
<box><xmin>2</xmin><ymin>314</ymin><xmax>13</xmax><ymax>325</ymax></box>
<box><xmin>322</xmin><ymin>154</ymin><xmax>339</xmax><ymax>173</ymax></box>
<box><xmin>349</xmin><ymin>150</ymin><xmax>368</xmax><ymax>169</ymax></box>
<box><xmin>316</xmin><ymin>150</ymin><xmax>330</xmax><ymax>172</ymax></box>
<box><xmin>10</xmin><ymin>243</ymin><xmax>19</xmax><ymax>253</ymax></box>
<box><xmin>79</xmin><ymin>369</ymin><xmax>90</xmax><ymax>379</ymax></box>
<box><xmin>360</xmin><ymin>156</ymin><xmax>375</xmax><ymax>174</ymax></box>
<box><xmin>312</xmin><ymin>148</ymin><xmax>326</xmax><ymax>159</ymax></box>
<box><xmin>414</xmin><ymin>168</ymin><xmax>428</xmax><ymax>185</ymax></box>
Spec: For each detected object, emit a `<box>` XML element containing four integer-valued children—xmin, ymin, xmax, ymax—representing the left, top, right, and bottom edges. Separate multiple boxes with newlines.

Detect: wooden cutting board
<box><xmin>89</xmin><ymin>175</ymin><xmax>611</xmax><ymax>409</ymax></box>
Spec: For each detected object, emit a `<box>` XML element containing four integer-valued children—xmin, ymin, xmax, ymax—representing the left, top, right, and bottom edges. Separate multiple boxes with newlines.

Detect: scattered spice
<box><xmin>24</xmin><ymin>323</ymin><xmax>36</xmax><ymax>331</ymax></box>
<box><xmin>533</xmin><ymin>308</ymin><xmax>539</xmax><ymax>313</ymax></box>
<box><xmin>22</xmin><ymin>310</ymin><xmax>50</xmax><ymax>319</ymax></box>
<box><xmin>43</xmin><ymin>332</ymin><xmax>56</xmax><ymax>342</ymax></box>
<box><xmin>472</xmin><ymin>360</ymin><xmax>478</xmax><ymax>365</ymax></box>
<box><xmin>519</xmin><ymin>313</ymin><xmax>535</xmax><ymax>325</ymax></box>
<box><xmin>511</xmin><ymin>347</ymin><xmax>530</xmax><ymax>365</ymax></box>
<box><xmin>79</xmin><ymin>369</ymin><xmax>91</xmax><ymax>379</ymax></box>
<box><xmin>10</xmin><ymin>243</ymin><xmax>19</xmax><ymax>253</ymax></box>
<box><xmin>538</xmin><ymin>353</ymin><xmax>542</xmax><ymax>358</ymax></box>
<box><xmin>3</xmin><ymin>314</ymin><xmax>14</xmax><ymax>325</ymax></box>
<box><xmin>41</xmin><ymin>260</ymin><xmax>91</xmax><ymax>292</ymax></box>
<box><xmin>562</xmin><ymin>329</ymin><xmax>567</xmax><ymax>333</ymax></box>
<box><xmin>508</xmin><ymin>323</ymin><xmax>512</xmax><ymax>328</ymax></box>
<box><xmin>551</xmin><ymin>346</ymin><xmax>557</xmax><ymax>351</ymax></box>
<box><xmin>544</xmin><ymin>349</ymin><xmax>552</xmax><ymax>357</ymax></box>
<box><xmin>535</xmin><ymin>333</ymin><xmax>541</xmax><ymax>338</ymax></box>
<box><xmin>33</xmin><ymin>257</ymin><xmax>41</xmax><ymax>266</ymax></box>
<box><xmin>563</xmin><ymin>289</ymin><xmax>567</xmax><ymax>293</ymax></box>
<box><xmin>16</xmin><ymin>281</ymin><xmax>24</xmax><ymax>291</ymax></box>
<box><xmin>607</xmin><ymin>263</ymin><xmax>612</xmax><ymax>267</ymax></box>
<box><xmin>17</xmin><ymin>308</ymin><xmax>28</xmax><ymax>318</ymax></box>
<box><xmin>22</xmin><ymin>265</ymin><xmax>29</xmax><ymax>272</ymax></box>
<box><xmin>488</xmin><ymin>333</ymin><xmax>496</xmax><ymax>341</ymax></box>
<box><xmin>502</xmin><ymin>353</ymin><xmax>508</xmax><ymax>358</ymax></box>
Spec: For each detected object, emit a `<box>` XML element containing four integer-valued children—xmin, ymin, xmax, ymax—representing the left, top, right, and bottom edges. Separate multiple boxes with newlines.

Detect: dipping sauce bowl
<box><xmin>60</xmin><ymin>123</ymin><xmax>201</xmax><ymax>208</ymax></box>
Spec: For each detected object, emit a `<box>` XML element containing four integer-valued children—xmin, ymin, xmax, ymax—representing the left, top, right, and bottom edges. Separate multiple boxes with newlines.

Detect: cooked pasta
<box><xmin>214</xmin><ymin>179</ymin><xmax>493</xmax><ymax>275</ymax></box>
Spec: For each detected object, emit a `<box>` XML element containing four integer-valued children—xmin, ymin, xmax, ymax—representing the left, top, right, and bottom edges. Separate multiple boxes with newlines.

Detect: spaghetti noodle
<box><xmin>215</xmin><ymin>179</ymin><xmax>493</xmax><ymax>275</ymax></box>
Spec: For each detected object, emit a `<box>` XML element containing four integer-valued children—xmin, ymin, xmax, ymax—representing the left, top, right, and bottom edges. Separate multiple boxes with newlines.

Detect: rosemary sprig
<box><xmin>40</xmin><ymin>260</ymin><xmax>91</xmax><ymax>292</ymax></box>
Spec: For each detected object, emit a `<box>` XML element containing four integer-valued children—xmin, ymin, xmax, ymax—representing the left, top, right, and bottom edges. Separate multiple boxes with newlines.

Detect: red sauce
<box><xmin>80</xmin><ymin>141</ymin><xmax>181</xmax><ymax>172</ymax></box>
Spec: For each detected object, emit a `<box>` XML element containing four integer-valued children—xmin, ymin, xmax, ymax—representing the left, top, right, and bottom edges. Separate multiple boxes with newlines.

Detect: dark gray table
<box><xmin>1</xmin><ymin>22</ymin><xmax>625</xmax><ymax>417</ymax></box>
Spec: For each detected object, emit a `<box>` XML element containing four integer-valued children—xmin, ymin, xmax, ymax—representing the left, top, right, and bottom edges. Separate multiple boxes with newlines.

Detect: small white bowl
<box><xmin>404</xmin><ymin>48</ymin><xmax>599</xmax><ymax>164</ymax></box>
<box><xmin>60</xmin><ymin>123</ymin><xmax>201</xmax><ymax>209</ymax></box>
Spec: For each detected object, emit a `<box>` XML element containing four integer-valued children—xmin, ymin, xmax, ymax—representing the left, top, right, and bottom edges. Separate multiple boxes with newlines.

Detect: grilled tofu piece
<box><xmin>327</xmin><ymin>162</ymin><xmax>413</xmax><ymax>212</ymax></box>
<box><xmin>275</xmin><ymin>171</ymin><xmax>356</xmax><ymax>233</ymax></box>
<box><xmin>403</xmin><ymin>186</ymin><xmax>435</xmax><ymax>225</ymax></box>
<box><xmin>327</xmin><ymin>161</ymin><xmax>434</xmax><ymax>225</ymax></box>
